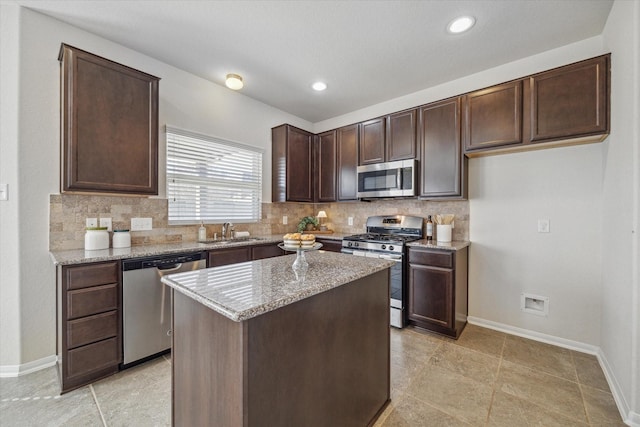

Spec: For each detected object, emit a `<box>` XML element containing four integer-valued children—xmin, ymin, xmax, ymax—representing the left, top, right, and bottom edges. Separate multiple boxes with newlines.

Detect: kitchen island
<box><xmin>161</xmin><ymin>250</ymin><xmax>394</xmax><ymax>427</ymax></box>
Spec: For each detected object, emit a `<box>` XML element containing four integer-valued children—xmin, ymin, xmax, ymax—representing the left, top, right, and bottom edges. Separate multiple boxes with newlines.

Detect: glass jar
<box><xmin>85</xmin><ymin>227</ymin><xmax>109</xmax><ymax>250</ymax></box>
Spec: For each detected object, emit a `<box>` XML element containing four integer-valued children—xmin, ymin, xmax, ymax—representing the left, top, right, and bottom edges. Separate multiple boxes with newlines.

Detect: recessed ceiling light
<box><xmin>225</xmin><ymin>73</ymin><xmax>244</xmax><ymax>90</ymax></box>
<box><xmin>447</xmin><ymin>16</ymin><xmax>476</xmax><ymax>34</ymax></box>
<box><xmin>312</xmin><ymin>81</ymin><xmax>327</xmax><ymax>91</ymax></box>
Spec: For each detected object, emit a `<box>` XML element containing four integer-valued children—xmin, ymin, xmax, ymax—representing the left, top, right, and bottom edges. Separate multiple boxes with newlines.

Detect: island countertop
<box><xmin>161</xmin><ymin>250</ymin><xmax>395</xmax><ymax>322</ymax></box>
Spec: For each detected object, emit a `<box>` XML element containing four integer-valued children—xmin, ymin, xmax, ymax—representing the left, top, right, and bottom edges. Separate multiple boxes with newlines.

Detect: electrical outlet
<box><xmin>537</xmin><ymin>219</ymin><xmax>550</xmax><ymax>233</ymax></box>
<box><xmin>99</xmin><ymin>217</ymin><xmax>112</xmax><ymax>231</ymax></box>
<box><xmin>282</xmin><ymin>215</ymin><xmax>288</xmax><ymax>225</ymax></box>
<box><xmin>86</xmin><ymin>218</ymin><xmax>98</xmax><ymax>228</ymax></box>
<box><xmin>0</xmin><ymin>183</ymin><xmax>8</xmax><ymax>201</ymax></box>
<box><xmin>131</xmin><ymin>217</ymin><xmax>153</xmax><ymax>231</ymax></box>
<box><xmin>348</xmin><ymin>217</ymin><xmax>354</xmax><ymax>226</ymax></box>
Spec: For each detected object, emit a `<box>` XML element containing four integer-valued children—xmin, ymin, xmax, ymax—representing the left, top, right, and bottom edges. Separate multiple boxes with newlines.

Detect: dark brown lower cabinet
<box><xmin>316</xmin><ymin>238</ymin><xmax>343</xmax><ymax>253</ymax></box>
<box><xmin>209</xmin><ymin>243</ymin><xmax>286</xmax><ymax>266</ymax></box>
<box><xmin>58</xmin><ymin>261</ymin><xmax>122</xmax><ymax>393</ymax></box>
<box><xmin>208</xmin><ymin>247</ymin><xmax>252</xmax><ymax>267</ymax></box>
<box><xmin>407</xmin><ymin>247</ymin><xmax>468</xmax><ymax>338</ymax></box>
<box><xmin>251</xmin><ymin>243</ymin><xmax>285</xmax><ymax>260</ymax></box>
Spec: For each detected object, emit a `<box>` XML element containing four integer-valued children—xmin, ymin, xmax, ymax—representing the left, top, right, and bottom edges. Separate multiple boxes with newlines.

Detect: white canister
<box><xmin>112</xmin><ymin>229</ymin><xmax>131</xmax><ymax>248</ymax></box>
<box><xmin>85</xmin><ymin>227</ymin><xmax>109</xmax><ymax>250</ymax></box>
<box><xmin>436</xmin><ymin>224</ymin><xmax>452</xmax><ymax>243</ymax></box>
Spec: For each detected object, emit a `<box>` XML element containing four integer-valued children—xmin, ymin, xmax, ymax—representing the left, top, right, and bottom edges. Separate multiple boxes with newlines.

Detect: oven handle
<box><xmin>379</xmin><ymin>254</ymin><xmax>402</xmax><ymax>262</ymax></box>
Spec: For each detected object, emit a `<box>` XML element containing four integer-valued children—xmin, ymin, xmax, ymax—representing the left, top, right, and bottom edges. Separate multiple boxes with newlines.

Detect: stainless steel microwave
<box><xmin>357</xmin><ymin>159</ymin><xmax>417</xmax><ymax>198</ymax></box>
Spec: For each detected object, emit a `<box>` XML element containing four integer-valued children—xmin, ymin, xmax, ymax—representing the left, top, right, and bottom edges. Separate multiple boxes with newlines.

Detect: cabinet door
<box><xmin>337</xmin><ymin>124</ymin><xmax>359</xmax><ymax>201</ymax></box>
<box><xmin>286</xmin><ymin>126</ymin><xmax>315</xmax><ymax>202</ymax></box>
<box><xmin>252</xmin><ymin>244</ymin><xmax>285</xmax><ymax>260</ymax></box>
<box><xmin>527</xmin><ymin>55</ymin><xmax>609</xmax><ymax>143</ymax></box>
<box><xmin>387</xmin><ymin>110</ymin><xmax>417</xmax><ymax>161</ymax></box>
<box><xmin>316</xmin><ymin>131</ymin><xmax>337</xmax><ymax>202</ymax></box>
<box><xmin>59</xmin><ymin>44</ymin><xmax>159</xmax><ymax>195</ymax></box>
<box><xmin>463</xmin><ymin>80</ymin><xmax>523</xmax><ymax>152</ymax></box>
<box><xmin>315</xmin><ymin>238</ymin><xmax>342</xmax><ymax>253</ymax></box>
<box><xmin>419</xmin><ymin>98</ymin><xmax>464</xmax><ymax>198</ymax></box>
<box><xmin>408</xmin><ymin>263</ymin><xmax>454</xmax><ymax>329</ymax></box>
<box><xmin>208</xmin><ymin>247</ymin><xmax>252</xmax><ymax>267</ymax></box>
<box><xmin>359</xmin><ymin>118</ymin><xmax>385</xmax><ymax>165</ymax></box>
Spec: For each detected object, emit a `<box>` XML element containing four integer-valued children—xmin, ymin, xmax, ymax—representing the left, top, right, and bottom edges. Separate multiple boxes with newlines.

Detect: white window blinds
<box><xmin>166</xmin><ymin>126</ymin><xmax>263</xmax><ymax>225</ymax></box>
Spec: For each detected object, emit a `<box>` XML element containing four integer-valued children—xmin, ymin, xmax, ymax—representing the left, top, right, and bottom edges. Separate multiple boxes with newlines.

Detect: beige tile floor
<box><xmin>0</xmin><ymin>325</ymin><xmax>626</xmax><ymax>426</ymax></box>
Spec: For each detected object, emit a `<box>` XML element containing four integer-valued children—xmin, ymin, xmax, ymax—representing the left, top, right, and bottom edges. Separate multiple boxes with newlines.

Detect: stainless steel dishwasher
<box><xmin>122</xmin><ymin>251</ymin><xmax>206</xmax><ymax>367</ymax></box>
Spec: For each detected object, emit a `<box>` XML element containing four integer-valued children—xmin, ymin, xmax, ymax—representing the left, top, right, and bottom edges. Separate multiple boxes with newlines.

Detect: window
<box><xmin>166</xmin><ymin>126</ymin><xmax>263</xmax><ymax>224</ymax></box>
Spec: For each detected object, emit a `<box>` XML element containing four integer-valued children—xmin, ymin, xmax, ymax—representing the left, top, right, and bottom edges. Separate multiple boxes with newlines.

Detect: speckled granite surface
<box><xmin>49</xmin><ymin>233</ymin><xmax>348</xmax><ymax>265</ymax></box>
<box><xmin>161</xmin><ymin>251</ymin><xmax>394</xmax><ymax>322</ymax></box>
<box><xmin>406</xmin><ymin>239</ymin><xmax>470</xmax><ymax>251</ymax></box>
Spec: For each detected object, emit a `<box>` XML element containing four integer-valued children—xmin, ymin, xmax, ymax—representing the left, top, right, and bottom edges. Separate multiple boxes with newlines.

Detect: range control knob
<box><xmin>389</xmin><ymin>245</ymin><xmax>394</xmax><ymax>251</ymax></box>
<box><xmin>347</xmin><ymin>241</ymin><xmax>353</xmax><ymax>247</ymax></box>
<box><xmin>381</xmin><ymin>244</ymin><xmax>387</xmax><ymax>250</ymax></box>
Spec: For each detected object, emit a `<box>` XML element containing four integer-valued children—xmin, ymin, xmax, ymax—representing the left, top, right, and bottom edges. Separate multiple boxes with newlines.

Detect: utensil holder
<box><xmin>436</xmin><ymin>224</ymin><xmax>452</xmax><ymax>242</ymax></box>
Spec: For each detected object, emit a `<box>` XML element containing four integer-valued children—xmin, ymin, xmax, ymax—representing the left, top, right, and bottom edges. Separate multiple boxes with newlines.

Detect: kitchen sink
<box><xmin>199</xmin><ymin>237</ymin><xmax>266</xmax><ymax>244</ymax></box>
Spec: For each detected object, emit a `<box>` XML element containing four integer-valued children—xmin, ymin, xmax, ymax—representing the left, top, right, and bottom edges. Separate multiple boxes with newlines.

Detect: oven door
<box><xmin>348</xmin><ymin>250</ymin><xmax>404</xmax><ymax>328</ymax></box>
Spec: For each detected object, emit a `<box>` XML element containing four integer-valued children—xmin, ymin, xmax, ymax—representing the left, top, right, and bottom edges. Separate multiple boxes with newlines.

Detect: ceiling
<box><xmin>13</xmin><ymin>0</ymin><xmax>614</xmax><ymax>123</ymax></box>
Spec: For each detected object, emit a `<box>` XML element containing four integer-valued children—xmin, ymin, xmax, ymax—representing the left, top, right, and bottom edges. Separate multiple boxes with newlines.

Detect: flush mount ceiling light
<box><xmin>312</xmin><ymin>81</ymin><xmax>327</xmax><ymax>91</ymax></box>
<box><xmin>447</xmin><ymin>16</ymin><xmax>476</xmax><ymax>34</ymax></box>
<box><xmin>225</xmin><ymin>73</ymin><xmax>244</xmax><ymax>90</ymax></box>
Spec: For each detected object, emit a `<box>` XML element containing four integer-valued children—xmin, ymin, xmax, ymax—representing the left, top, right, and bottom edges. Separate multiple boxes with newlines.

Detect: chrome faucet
<box><xmin>222</xmin><ymin>222</ymin><xmax>234</xmax><ymax>239</ymax></box>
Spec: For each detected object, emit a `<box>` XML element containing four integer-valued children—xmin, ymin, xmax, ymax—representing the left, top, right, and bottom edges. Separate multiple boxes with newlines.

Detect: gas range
<box><xmin>341</xmin><ymin>215</ymin><xmax>423</xmax><ymax>255</ymax></box>
<box><xmin>341</xmin><ymin>215</ymin><xmax>424</xmax><ymax>329</ymax></box>
<box><xmin>342</xmin><ymin>234</ymin><xmax>420</xmax><ymax>254</ymax></box>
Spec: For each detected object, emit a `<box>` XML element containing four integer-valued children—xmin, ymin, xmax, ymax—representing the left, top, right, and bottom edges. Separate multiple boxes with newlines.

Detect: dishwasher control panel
<box><xmin>122</xmin><ymin>251</ymin><xmax>206</xmax><ymax>271</ymax></box>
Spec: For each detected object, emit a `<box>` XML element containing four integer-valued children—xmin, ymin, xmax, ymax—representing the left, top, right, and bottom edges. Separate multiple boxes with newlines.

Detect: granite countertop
<box><xmin>49</xmin><ymin>232</ymin><xmax>349</xmax><ymax>265</ymax></box>
<box><xmin>161</xmin><ymin>251</ymin><xmax>395</xmax><ymax>322</ymax></box>
<box><xmin>406</xmin><ymin>239</ymin><xmax>470</xmax><ymax>251</ymax></box>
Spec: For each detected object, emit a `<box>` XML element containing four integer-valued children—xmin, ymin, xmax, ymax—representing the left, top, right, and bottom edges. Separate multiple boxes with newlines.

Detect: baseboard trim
<box><xmin>467</xmin><ymin>317</ymin><xmax>638</xmax><ymax>426</ymax></box>
<box><xmin>0</xmin><ymin>355</ymin><xmax>57</xmax><ymax>378</ymax></box>
<box><xmin>467</xmin><ymin>316</ymin><xmax>599</xmax><ymax>354</ymax></box>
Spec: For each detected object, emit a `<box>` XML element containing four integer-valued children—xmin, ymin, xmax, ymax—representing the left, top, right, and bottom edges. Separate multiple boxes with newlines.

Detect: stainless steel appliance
<box><xmin>356</xmin><ymin>159</ymin><xmax>417</xmax><ymax>198</ymax></box>
<box><xmin>122</xmin><ymin>251</ymin><xmax>206</xmax><ymax>366</ymax></box>
<box><xmin>342</xmin><ymin>215</ymin><xmax>423</xmax><ymax>328</ymax></box>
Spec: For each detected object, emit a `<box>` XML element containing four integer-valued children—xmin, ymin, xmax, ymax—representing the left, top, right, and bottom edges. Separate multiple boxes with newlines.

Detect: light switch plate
<box><xmin>348</xmin><ymin>217</ymin><xmax>354</xmax><ymax>226</ymax></box>
<box><xmin>131</xmin><ymin>217</ymin><xmax>152</xmax><ymax>231</ymax></box>
<box><xmin>99</xmin><ymin>217</ymin><xmax>112</xmax><ymax>231</ymax></box>
<box><xmin>86</xmin><ymin>218</ymin><xmax>98</xmax><ymax>228</ymax></box>
<box><xmin>282</xmin><ymin>216</ymin><xmax>288</xmax><ymax>225</ymax></box>
<box><xmin>0</xmin><ymin>183</ymin><xmax>8</xmax><ymax>201</ymax></box>
<box><xmin>537</xmin><ymin>219</ymin><xmax>550</xmax><ymax>233</ymax></box>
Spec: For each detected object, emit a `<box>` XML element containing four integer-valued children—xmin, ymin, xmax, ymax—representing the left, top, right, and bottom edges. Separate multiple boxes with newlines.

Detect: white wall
<box><xmin>0</xmin><ymin>5</ymin><xmax>311</xmax><ymax>368</ymax></box>
<box><xmin>601</xmin><ymin>0</ymin><xmax>640</xmax><ymax>423</ymax></box>
<box><xmin>0</xmin><ymin>4</ymin><xmax>22</xmax><ymax>367</ymax></box>
<box><xmin>468</xmin><ymin>145</ymin><xmax>603</xmax><ymax>344</ymax></box>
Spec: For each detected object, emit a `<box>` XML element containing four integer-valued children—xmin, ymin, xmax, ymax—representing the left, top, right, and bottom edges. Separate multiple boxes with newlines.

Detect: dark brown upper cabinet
<box><xmin>359</xmin><ymin>118</ymin><xmax>386</xmax><ymax>165</ymax></box>
<box><xmin>316</xmin><ymin>130</ymin><xmax>337</xmax><ymax>202</ymax></box>
<box><xmin>59</xmin><ymin>44</ymin><xmax>159</xmax><ymax>195</ymax></box>
<box><xmin>419</xmin><ymin>98</ymin><xmax>466</xmax><ymax>199</ymax></box>
<box><xmin>526</xmin><ymin>54</ymin><xmax>610</xmax><ymax>144</ymax></box>
<box><xmin>464</xmin><ymin>54</ymin><xmax>610</xmax><ymax>156</ymax></box>
<box><xmin>272</xmin><ymin>124</ymin><xmax>314</xmax><ymax>202</ymax></box>
<box><xmin>359</xmin><ymin>112</ymin><xmax>417</xmax><ymax>165</ymax></box>
<box><xmin>337</xmin><ymin>124</ymin><xmax>359</xmax><ymax>201</ymax></box>
<box><xmin>387</xmin><ymin>109</ymin><xmax>417</xmax><ymax>162</ymax></box>
<box><xmin>463</xmin><ymin>80</ymin><xmax>523</xmax><ymax>152</ymax></box>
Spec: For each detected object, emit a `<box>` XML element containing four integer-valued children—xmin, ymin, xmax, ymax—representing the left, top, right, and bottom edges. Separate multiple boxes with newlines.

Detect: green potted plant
<box><xmin>297</xmin><ymin>216</ymin><xmax>319</xmax><ymax>233</ymax></box>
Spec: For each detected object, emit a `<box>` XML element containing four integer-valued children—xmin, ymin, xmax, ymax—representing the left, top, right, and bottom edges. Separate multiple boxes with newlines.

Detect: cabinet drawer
<box><xmin>409</xmin><ymin>250</ymin><xmax>453</xmax><ymax>268</ymax></box>
<box><xmin>67</xmin><ymin>310</ymin><xmax>118</xmax><ymax>349</ymax></box>
<box><xmin>66</xmin><ymin>337</ymin><xmax>120</xmax><ymax>380</ymax></box>
<box><xmin>67</xmin><ymin>283</ymin><xmax>118</xmax><ymax>320</ymax></box>
<box><xmin>66</xmin><ymin>262</ymin><xmax>119</xmax><ymax>290</ymax></box>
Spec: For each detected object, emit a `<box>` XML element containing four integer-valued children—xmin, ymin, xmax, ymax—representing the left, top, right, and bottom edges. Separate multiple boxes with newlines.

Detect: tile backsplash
<box><xmin>49</xmin><ymin>194</ymin><xmax>469</xmax><ymax>250</ymax></box>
